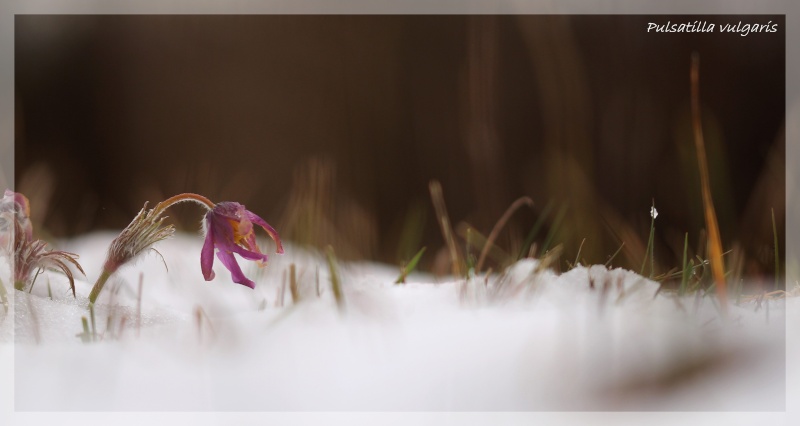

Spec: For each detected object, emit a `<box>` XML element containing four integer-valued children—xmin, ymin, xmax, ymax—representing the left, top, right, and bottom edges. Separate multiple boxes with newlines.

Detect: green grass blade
<box><xmin>680</xmin><ymin>233</ymin><xmax>690</xmax><ymax>295</ymax></box>
<box><xmin>641</xmin><ymin>200</ymin><xmax>656</xmax><ymax>278</ymax></box>
<box><xmin>395</xmin><ymin>247</ymin><xmax>427</xmax><ymax>284</ymax></box>
<box><xmin>429</xmin><ymin>180</ymin><xmax>463</xmax><ymax>277</ymax></box>
<box><xmin>518</xmin><ymin>200</ymin><xmax>554</xmax><ymax>260</ymax></box>
<box><xmin>457</xmin><ymin>224</ymin><xmax>510</xmax><ymax>269</ymax></box>
<box><xmin>475</xmin><ymin>196</ymin><xmax>534</xmax><ymax>273</ymax></box>
<box><xmin>78</xmin><ymin>317</ymin><xmax>91</xmax><ymax>343</ymax></box>
<box><xmin>604</xmin><ymin>241</ymin><xmax>625</xmax><ymax>268</ymax></box>
<box><xmin>325</xmin><ymin>246</ymin><xmax>345</xmax><ymax>311</ymax></box>
<box><xmin>541</xmin><ymin>204</ymin><xmax>567</xmax><ymax>256</ymax></box>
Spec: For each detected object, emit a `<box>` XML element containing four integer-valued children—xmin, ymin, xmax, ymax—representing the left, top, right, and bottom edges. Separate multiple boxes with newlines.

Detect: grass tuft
<box><xmin>518</xmin><ymin>200</ymin><xmax>554</xmax><ymax>260</ymax></box>
<box><xmin>535</xmin><ymin>244</ymin><xmax>563</xmax><ymax>274</ymax></box>
<box><xmin>541</xmin><ymin>205</ymin><xmax>567</xmax><ymax>262</ymax></box>
<box><xmin>457</xmin><ymin>223</ymin><xmax>510</xmax><ymax>270</ymax></box>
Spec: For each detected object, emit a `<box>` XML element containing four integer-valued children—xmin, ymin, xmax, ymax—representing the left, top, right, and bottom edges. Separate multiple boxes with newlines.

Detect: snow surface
<box><xmin>1</xmin><ymin>232</ymin><xmax>789</xmax><ymax>411</ymax></box>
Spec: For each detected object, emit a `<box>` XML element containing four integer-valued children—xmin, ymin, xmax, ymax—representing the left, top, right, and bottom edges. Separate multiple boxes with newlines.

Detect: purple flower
<box><xmin>201</xmin><ymin>201</ymin><xmax>284</xmax><ymax>289</ymax></box>
<box><xmin>1</xmin><ymin>190</ymin><xmax>33</xmax><ymax>251</ymax></box>
<box><xmin>2</xmin><ymin>190</ymin><xmax>84</xmax><ymax>296</ymax></box>
<box><xmin>13</xmin><ymin>226</ymin><xmax>85</xmax><ymax>296</ymax></box>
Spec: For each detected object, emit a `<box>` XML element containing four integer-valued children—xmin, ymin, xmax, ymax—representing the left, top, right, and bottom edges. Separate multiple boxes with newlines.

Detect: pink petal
<box><xmin>216</xmin><ymin>249</ymin><xmax>255</xmax><ymax>289</ymax></box>
<box><xmin>230</xmin><ymin>242</ymin><xmax>269</xmax><ymax>263</ymax></box>
<box><xmin>200</xmin><ymin>217</ymin><xmax>216</xmax><ymax>281</ymax></box>
<box><xmin>11</xmin><ymin>191</ymin><xmax>31</xmax><ymax>216</ymax></box>
<box><xmin>246</xmin><ymin>211</ymin><xmax>284</xmax><ymax>254</ymax></box>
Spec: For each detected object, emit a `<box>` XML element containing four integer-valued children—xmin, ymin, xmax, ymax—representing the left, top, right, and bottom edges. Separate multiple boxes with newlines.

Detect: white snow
<box><xmin>0</xmin><ymin>232</ymin><xmax>790</xmax><ymax>413</ymax></box>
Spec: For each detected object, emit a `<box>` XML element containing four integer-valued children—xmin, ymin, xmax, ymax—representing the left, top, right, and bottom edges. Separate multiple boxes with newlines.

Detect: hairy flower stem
<box><xmin>152</xmin><ymin>193</ymin><xmax>215</xmax><ymax>216</ymax></box>
<box><xmin>88</xmin><ymin>193</ymin><xmax>216</xmax><ymax>304</ymax></box>
<box><xmin>88</xmin><ymin>270</ymin><xmax>113</xmax><ymax>305</ymax></box>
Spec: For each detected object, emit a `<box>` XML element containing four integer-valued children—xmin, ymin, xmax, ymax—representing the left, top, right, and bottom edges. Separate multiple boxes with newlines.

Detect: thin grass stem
<box><xmin>519</xmin><ymin>200</ymin><xmax>554</xmax><ymax>260</ymax></box>
<box><xmin>680</xmin><ymin>233</ymin><xmax>690</xmax><ymax>295</ymax></box>
<box><xmin>541</xmin><ymin>205</ymin><xmax>567</xmax><ymax>255</ymax></box>
<box><xmin>429</xmin><ymin>180</ymin><xmax>463</xmax><ymax>277</ymax></box>
<box><xmin>475</xmin><ymin>196</ymin><xmax>534</xmax><ymax>274</ymax></box>
<box><xmin>289</xmin><ymin>263</ymin><xmax>300</xmax><ymax>303</ymax></box>
<box><xmin>772</xmin><ymin>208</ymin><xmax>780</xmax><ymax>291</ymax></box>
<box><xmin>326</xmin><ymin>245</ymin><xmax>345</xmax><ymax>311</ymax></box>
<box><xmin>605</xmin><ymin>241</ymin><xmax>625</xmax><ymax>268</ymax></box>
<box><xmin>641</xmin><ymin>200</ymin><xmax>656</xmax><ymax>277</ymax></box>
<box><xmin>690</xmin><ymin>52</ymin><xmax>728</xmax><ymax>317</ymax></box>
<box><xmin>79</xmin><ymin>317</ymin><xmax>91</xmax><ymax>343</ymax></box>
<box><xmin>572</xmin><ymin>238</ymin><xmax>586</xmax><ymax>269</ymax></box>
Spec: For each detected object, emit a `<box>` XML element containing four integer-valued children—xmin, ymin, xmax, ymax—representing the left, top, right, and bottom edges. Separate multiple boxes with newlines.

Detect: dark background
<box><xmin>14</xmin><ymin>15</ymin><xmax>785</xmax><ymax>281</ymax></box>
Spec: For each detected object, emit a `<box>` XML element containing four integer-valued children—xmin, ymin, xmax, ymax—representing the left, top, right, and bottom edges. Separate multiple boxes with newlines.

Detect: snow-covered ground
<box><xmin>0</xmin><ymin>232</ymin><xmax>793</xmax><ymax>416</ymax></box>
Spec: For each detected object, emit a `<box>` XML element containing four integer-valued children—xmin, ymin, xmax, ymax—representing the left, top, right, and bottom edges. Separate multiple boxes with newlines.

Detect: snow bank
<box><xmin>3</xmin><ymin>233</ymin><xmax>787</xmax><ymax>411</ymax></box>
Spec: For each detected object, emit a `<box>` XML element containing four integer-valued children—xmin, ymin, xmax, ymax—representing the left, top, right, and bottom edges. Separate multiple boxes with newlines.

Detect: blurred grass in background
<box><xmin>14</xmin><ymin>15</ymin><xmax>784</xmax><ymax>288</ymax></box>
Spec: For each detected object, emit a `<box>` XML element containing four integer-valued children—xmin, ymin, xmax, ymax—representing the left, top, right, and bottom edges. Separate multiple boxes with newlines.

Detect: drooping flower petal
<box><xmin>215</xmin><ymin>249</ymin><xmax>255</xmax><ymax>289</ymax></box>
<box><xmin>201</xmin><ymin>219</ymin><xmax>216</xmax><ymax>281</ymax></box>
<box><xmin>229</xmin><ymin>242</ymin><xmax>269</xmax><ymax>262</ymax></box>
<box><xmin>246</xmin><ymin>211</ymin><xmax>285</xmax><ymax>255</ymax></box>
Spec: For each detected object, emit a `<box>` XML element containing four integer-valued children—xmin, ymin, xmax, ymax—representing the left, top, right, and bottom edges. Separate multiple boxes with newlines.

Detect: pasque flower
<box><xmin>0</xmin><ymin>189</ymin><xmax>32</xmax><ymax>250</ymax></box>
<box><xmin>1</xmin><ymin>190</ymin><xmax>84</xmax><ymax>296</ymax></box>
<box><xmin>201</xmin><ymin>201</ymin><xmax>284</xmax><ymax>289</ymax></box>
<box><xmin>88</xmin><ymin>193</ymin><xmax>283</xmax><ymax>303</ymax></box>
<box><xmin>103</xmin><ymin>202</ymin><xmax>176</xmax><ymax>274</ymax></box>
<box><xmin>88</xmin><ymin>201</ymin><xmax>176</xmax><ymax>303</ymax></box>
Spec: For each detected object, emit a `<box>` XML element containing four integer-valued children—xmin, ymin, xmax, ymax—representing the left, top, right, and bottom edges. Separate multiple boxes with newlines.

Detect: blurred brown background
<box><xmin>14</xmin><ymin>15</ymin><xmax>785</xmax><ymax>281</ymax></box>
